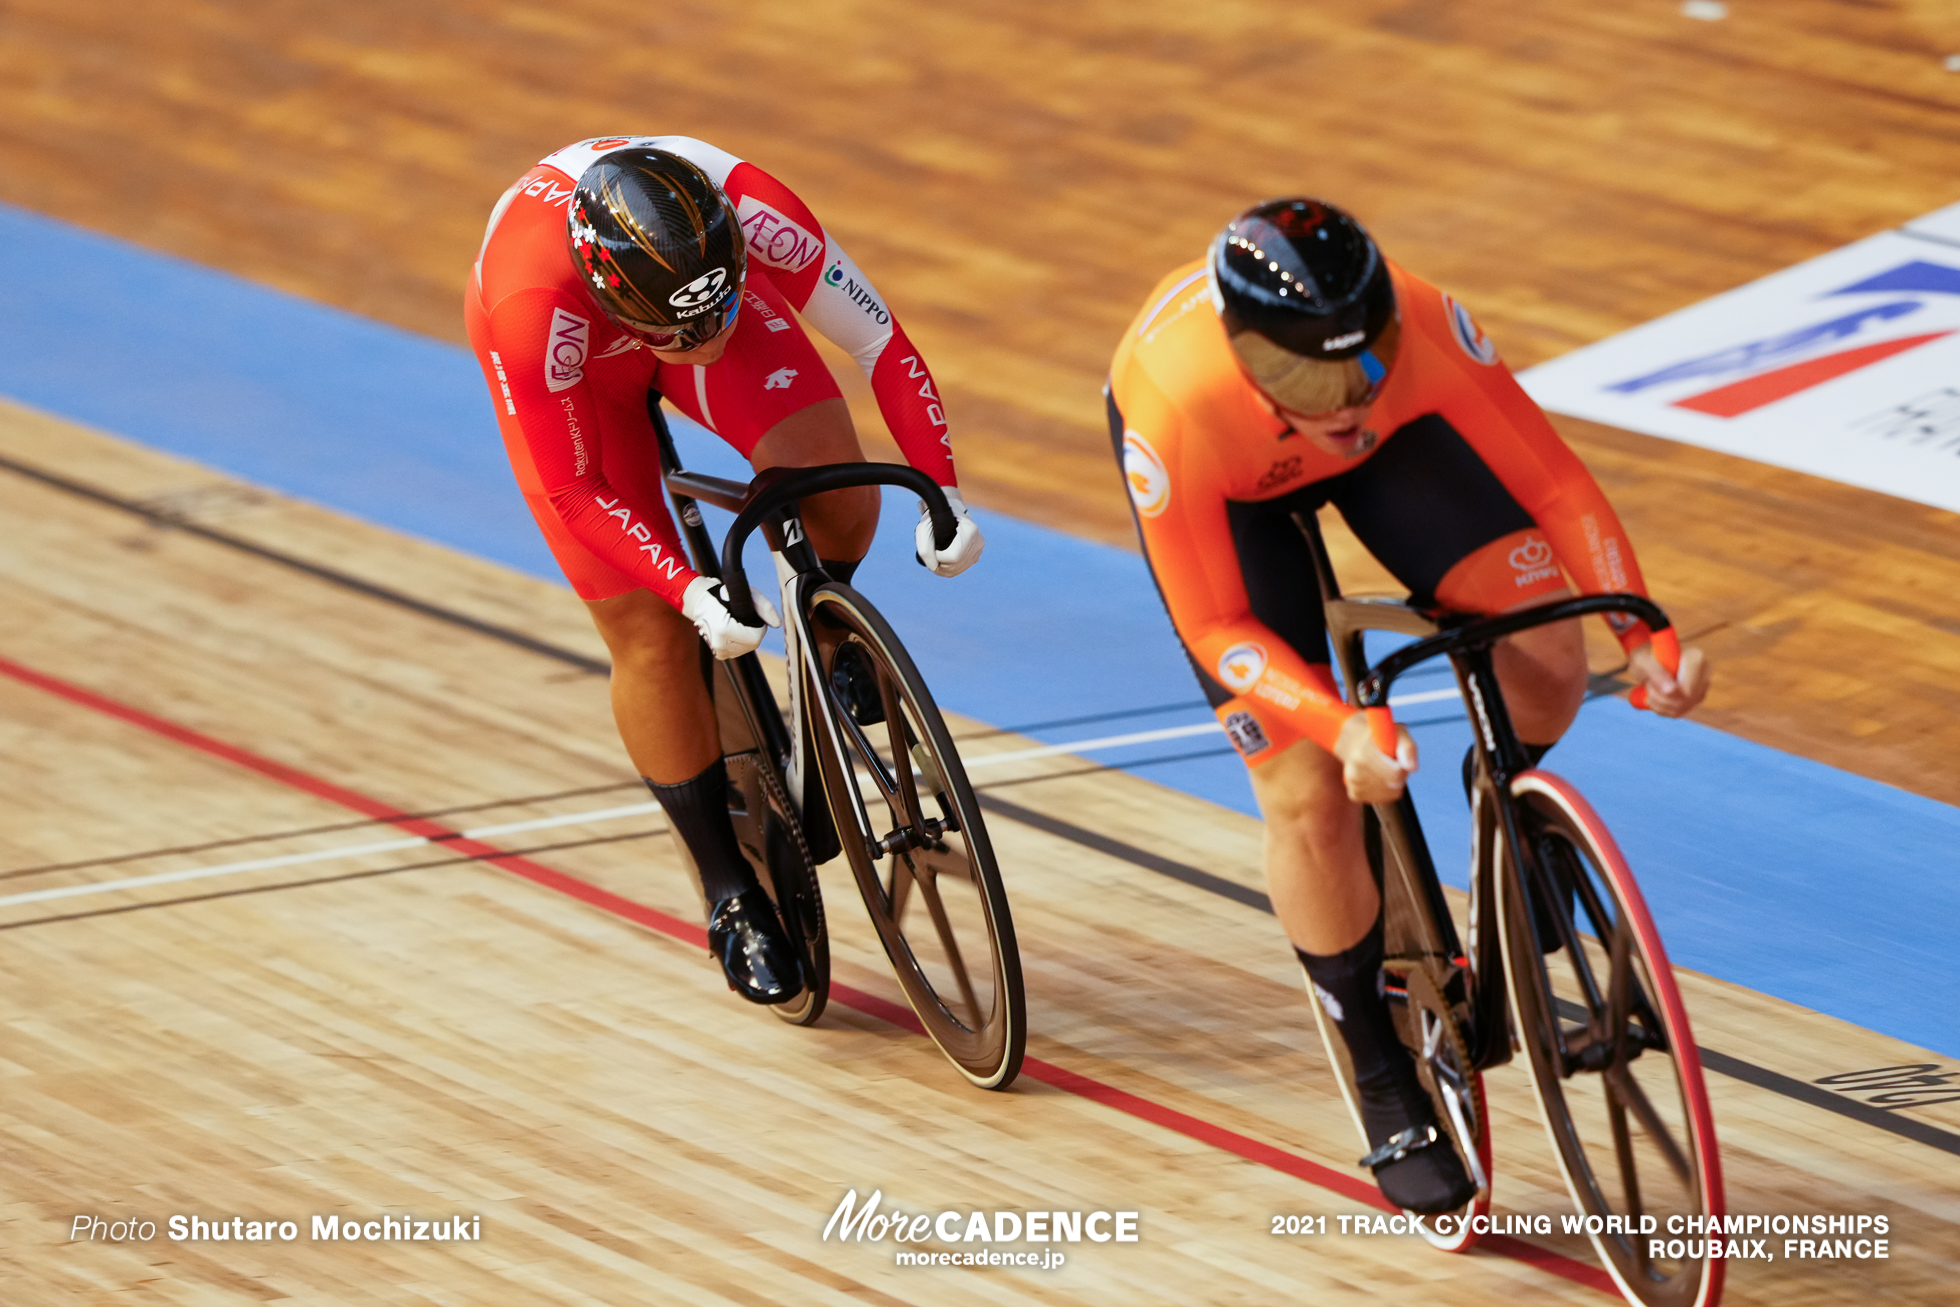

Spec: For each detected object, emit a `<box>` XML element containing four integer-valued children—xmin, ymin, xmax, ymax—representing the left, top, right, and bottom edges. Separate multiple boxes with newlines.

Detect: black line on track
<box><xmin>7</xmin><ymin>451</ymin><xmax>1953</xmax><ymax>1157</ymax></box>
<box><xmin>1693</xmin><ymin>1049</ymin><xmax>1960</xmax><ymax>1158</ymax></box>
<box><xmin>0</xmin><ymin>829</ymin><xmax>666</xmax><ymax>931</ymax></box>
<box><xmin>0</xmin><ymin>450</ymin><xmax>609</xmax><ymax>675</ymax></box>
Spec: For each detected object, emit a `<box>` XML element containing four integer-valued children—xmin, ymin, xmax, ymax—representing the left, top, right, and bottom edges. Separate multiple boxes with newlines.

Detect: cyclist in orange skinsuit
<box><xmin>1106</xmin><ymin>198</ymin><xmax>1710</xmax><ymax>1214</ymax></box>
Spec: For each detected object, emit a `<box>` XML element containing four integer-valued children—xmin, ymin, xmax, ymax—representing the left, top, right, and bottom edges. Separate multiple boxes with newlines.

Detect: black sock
<box><xmin>821</xmin><ymin>556</ymin><xmax>863</xmax><ymax>586</ymax></box>
<box><xmin>645</xmin><ymin>763</ymin><xmax>758</xmax><ymax>903</ymax></box>
<box><xmin>1297</xmin><ymin>919</ymin><xmax>1431</xmax><ymax>1147</ymax></box>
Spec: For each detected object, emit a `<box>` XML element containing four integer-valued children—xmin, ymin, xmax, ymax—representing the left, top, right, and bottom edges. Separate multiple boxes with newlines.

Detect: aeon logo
<box><xmin>670</xmin><ymin>267</ymin><xmax>730</xmax><ymax>314</ymax></box>
<box><xmin>737</xmin><ymin>197</ymin><xmax>823</xmax><ymax>274</ymax></box>
<box><xmin>544</xmin><ymin>308</ymin><xmax>590</xmax><ymax>393</ymax></box>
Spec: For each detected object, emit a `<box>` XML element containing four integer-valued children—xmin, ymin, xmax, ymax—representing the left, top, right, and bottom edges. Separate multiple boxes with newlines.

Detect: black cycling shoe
<box><xmin>830</xmin><ymin>642</ymin><xmax>885</xmax><ymax>726</ymax></box>
<box><xmin>706</xmin><ymin>890</ymin><xmax>804</xmax><ymax>1006</ymax></box>
<box><xmin>1362</xmin><ymin>1121</ymin><xmax>1477</xmax><ymax>1214</ymax></box>
<box><xmin>1356</xmin><ymin>1054</ymin><xmax>1476</xmax><ymax>1215</ymax></box>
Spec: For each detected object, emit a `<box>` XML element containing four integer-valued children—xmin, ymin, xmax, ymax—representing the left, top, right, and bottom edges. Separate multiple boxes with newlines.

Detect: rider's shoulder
<box><xmin>1112</xmin><ymin>261</ymin><xmax>1241</xmax><ymax>407</ymax></box>
<box><xmin>533</xmin><ymin>135</ymin><xmax>746</xmax><ymax>186</ymax></box>
<box><xmin>1388</xmin><ymin>262</ymin><xmax>1506</xmax><ymax>373</ymax></box>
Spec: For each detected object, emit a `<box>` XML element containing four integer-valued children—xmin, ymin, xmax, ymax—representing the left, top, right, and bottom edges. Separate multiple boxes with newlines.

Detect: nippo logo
<box><xmin>544</xmin><ymin>307</ymin><xmax>590</xmax><ymax>393</ymax></box>
<box><xmin>670</xmin><ymin>267</ymin><xmax>730</xmax><ymax>312</ymax></box>
<box><xmin>1444</xmin><ymin>294</ymin><xmax>1499</xmax><ymax>366</ymax></box>
<box><xmin>587</xmin><ymin>137</ymin><xmax>633</xmax><ymax>151</ymax></box>
<box><xmin>1508</xmin><ymin>535</ymin><xmax>1553</xmax><ymax>571</ymax></box>
<box><xmin>1216</xmin><ymin>642</ymin><xmax>1267</xmax><ymax>694</ymax></box>
<box><xmin>1121</xmin><ymin>431</ymin><xmax>1170</xmax><ymax>517</ymax></box>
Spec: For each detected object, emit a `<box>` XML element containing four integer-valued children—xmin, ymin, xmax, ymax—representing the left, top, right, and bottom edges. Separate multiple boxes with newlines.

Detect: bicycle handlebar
<box><xmin>1354</xmin><ymin>593</ymin><xmax>1673</xmax><ymax>750</ymax></box>
<box><xmin>713</xmin><ymin>462</ymin><xmax>956</xmax><ymax>626</ymax></box>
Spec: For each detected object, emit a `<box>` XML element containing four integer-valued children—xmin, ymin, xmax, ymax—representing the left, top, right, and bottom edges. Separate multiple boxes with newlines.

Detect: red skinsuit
<box><xmin>1108</xmin><ymin>260</ymin><xmax>1653</xmax><ymax>763</ymax></box>
<box><xmin>465</xmin><ymin>135</ymin><xmax>957</xmax><ymax>604</ymax></box>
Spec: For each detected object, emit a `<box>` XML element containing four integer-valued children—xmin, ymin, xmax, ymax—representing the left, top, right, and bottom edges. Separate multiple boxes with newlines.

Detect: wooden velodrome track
<box><xmin>3</xmin><ymin>1</ymin><xmax>1960</xmax><ymax>1302</ymax></box>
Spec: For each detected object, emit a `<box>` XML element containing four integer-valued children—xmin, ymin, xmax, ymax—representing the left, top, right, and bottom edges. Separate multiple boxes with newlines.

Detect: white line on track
<box><xmin>961</xmin><ymin>685</ymin><xmax>1461</xmax><ymax>769</ymax></box>
<box><xmin>0</xmin><ymin>801</ymin><xmax>665</xmax><ymax>910</ymax></box>
<box><xmin>3</xmin><ymin>690</ymin><xmax>1466</xmax><ymax>912</ymax></box>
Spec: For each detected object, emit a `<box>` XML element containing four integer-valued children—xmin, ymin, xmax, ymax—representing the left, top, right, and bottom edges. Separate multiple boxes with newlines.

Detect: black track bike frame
<box><xmin>648</xmin><ymin>398</ymin><xmax>958</xmax><ymax>798</ymax></box>
<box><xmin>1293</xmin><ymin>511</ymin><xmax>1672</xmax><ymax>1071</ymax></box>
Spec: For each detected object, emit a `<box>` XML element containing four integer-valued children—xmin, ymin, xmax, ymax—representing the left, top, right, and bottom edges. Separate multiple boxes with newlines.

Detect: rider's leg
<box><xmin>750</xmin><ymin>397</ymin><xmax>886</xmax><ymax>726</ymax></box>
<box><xmin>1250</xmin><ymin>740</ymin><xmax>1377</xmax><ymax>955</ymax></box>
<box><xmin>586</xmin><ymin>587</ymin><xmax>799</xmax><ymax>1003</ymax></box>
<box><xmin>1492</xmin><ymin>596</ymin><xmax>1587</xmax><ymax>749</ymax></box>
<box><xmin>748</xmin><ymin>397</ymin><xmax>878</xmax><ymax>567</ymax></box>
<box><xmin>1252</xmin><ymin>742</ymin><xmax>1474</xmax><ymax>1213</ymax></box>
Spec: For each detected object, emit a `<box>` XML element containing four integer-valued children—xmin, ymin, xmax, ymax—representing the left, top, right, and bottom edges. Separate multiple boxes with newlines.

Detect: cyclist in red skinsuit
<box><xmin>464</xmin><ymin>138</ymin><xmax>982</xmax><ymax>1006</ymax></box>
<box><xmin>466</xmin><ymin>135</ymin><xmax>965</xmax><ymax>610</ymax></box>
<box><xmin>1107</xmin><ymin>199</ymin><xmax>1709</xmax><ymax>1215</ymax></box>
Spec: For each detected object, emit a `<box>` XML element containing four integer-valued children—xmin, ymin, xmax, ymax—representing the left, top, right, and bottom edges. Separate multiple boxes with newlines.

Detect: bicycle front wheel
<box><xmin>1499</xmin><ymin>771</ymin><xmax>1724</xmax><ymax>1307</ymax></box>
<box><xmin>803</xmin><ymin>582</ymin><xmax>1026</xmax><ymax>1089</ymax></box>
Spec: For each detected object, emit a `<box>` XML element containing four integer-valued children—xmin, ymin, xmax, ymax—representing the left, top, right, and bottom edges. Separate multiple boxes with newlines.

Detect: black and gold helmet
<box><xmin>567</xmin><ymin>148</ymin><xmax>746</xmax><ymax>351</ymax></box>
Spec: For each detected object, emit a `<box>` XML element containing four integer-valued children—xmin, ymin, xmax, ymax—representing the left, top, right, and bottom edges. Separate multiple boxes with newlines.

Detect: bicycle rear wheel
<box><xmin>802</xmin><ymin>582</ymin><xmax>1026</xmax><ymax>1089</ymax></box>
<box><xmin>1499</xmin><ymin>771</ymin><xmax>1723</xmax><ymax>1307</ymax></box>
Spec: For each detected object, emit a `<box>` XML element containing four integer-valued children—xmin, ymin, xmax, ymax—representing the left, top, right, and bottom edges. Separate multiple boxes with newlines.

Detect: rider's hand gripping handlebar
<box><xmin>714</xmin><ymin>463</ymin><xmax>957</xmax><ymax>627</ymax></box>
<box><xmin>1354</xmin><ymin>593</ymin><xmax>1677</xmax><ymax>758</ymax></box>
<box><xmin>1627</xmin><ymin>626</ymin><xmax>1682</xmax><ymax>713</ymax></box>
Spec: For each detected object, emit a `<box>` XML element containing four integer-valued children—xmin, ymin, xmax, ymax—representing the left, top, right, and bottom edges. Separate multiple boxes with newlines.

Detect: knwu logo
<box><xmin>545</xmin><ymin>308</ymin><xmax>590</xmax><ymax>393</ymax></box>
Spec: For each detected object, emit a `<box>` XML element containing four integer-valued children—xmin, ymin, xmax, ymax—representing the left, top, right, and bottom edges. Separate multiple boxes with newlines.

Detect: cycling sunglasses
<box><xmin>1231</xmin><ymin>317</ymin><xmax>1402</xmax><ymax>417</ymax></box>
<box><xmin>618</xmin><ymin>294</ymin><xmax>742</xmax><ymax>353</ymax></box>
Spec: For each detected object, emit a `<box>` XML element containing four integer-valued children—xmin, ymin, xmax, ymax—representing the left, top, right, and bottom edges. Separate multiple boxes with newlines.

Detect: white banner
<box><xmin>1520</xmin><ymin>202</ymin><xmax>1960</xmax><ymax>512</ymax></box>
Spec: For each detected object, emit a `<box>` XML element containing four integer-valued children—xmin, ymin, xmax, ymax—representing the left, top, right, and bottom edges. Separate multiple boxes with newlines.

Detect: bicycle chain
<box><xmin>750</xmin><ymin>736</ymin><xmax>826</xmax><ymax>946</ymax></box>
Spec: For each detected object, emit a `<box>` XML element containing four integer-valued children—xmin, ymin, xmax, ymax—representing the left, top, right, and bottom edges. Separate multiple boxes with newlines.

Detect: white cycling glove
<box><xmin>914</xmin><ymin>486</ymin><xmax>985</xmax><ymax>577</ymax></box>
<box><xmin>680</xmin><ymin>575</ymin><xmax>780</xmax><ymax>660</ymax></box>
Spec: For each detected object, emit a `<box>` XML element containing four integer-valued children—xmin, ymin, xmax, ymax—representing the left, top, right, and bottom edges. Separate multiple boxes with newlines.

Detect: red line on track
<box><xmin>1</xmin><ymin>653</ymin><xmax>1613</xmax><ymax>1297</ymax></box>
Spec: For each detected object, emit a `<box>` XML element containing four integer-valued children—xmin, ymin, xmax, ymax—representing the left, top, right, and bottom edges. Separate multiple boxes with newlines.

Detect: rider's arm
<box><xmin>1426</xmin><ymin>303</ymin><xmax>1656</xmax><ymax>652</ymax></box>
<box><xmin>483</xmin><ymin>287</ymin><xmax>701</xmax><ymax>607</ymax></box>
<box><xmin>716</xmin><ymin>159</ymin><xmax>959</xmax><ymax>486</ymax></box>
<box><xmin>1118</xmin><ymin>373</ymin><xmax>1357</xmax><ymax>754</ymax></box>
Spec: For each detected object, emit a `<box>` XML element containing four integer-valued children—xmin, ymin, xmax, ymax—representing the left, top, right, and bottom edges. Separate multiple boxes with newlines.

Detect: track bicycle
<box><xmin>652</xmin><ymin>407</ymin><xmax>1026</xmax><ymax>1090</ymax></box>
<box><xmin>1296</xmin><ymin>513</ymin><xmax>1723</xmax><ymax>1307</ymax></box>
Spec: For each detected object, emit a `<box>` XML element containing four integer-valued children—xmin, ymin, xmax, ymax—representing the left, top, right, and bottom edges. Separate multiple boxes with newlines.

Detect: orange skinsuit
<box><xmin>1106</xmin><ymin>260</ymin><xmax>1653</xmax><ymax>766</ymax></box>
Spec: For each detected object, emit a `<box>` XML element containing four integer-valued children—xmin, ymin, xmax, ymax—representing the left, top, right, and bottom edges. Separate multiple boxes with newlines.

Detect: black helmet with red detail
<box><xmin>1209</xmin><ymin>197</ymin><xmax>1400</xmax><ymax>414</ymax></box>
<box><xmin>566</xmin><ymin>147</ymin><xmax>746</xmax><ymax>352</ymax></box>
